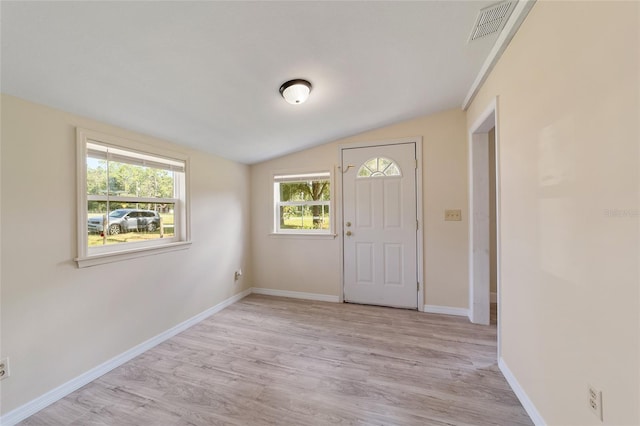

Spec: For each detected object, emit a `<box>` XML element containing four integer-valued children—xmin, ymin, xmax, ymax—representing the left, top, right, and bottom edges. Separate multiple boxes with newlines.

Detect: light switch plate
<box><xmin>445</xmin><ymin>209</ymin><xmax>462</xmax><ymax>221</ymax></box>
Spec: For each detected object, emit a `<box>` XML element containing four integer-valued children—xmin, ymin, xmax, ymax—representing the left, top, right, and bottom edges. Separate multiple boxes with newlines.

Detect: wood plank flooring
<box><xmin>20</xmin><ymin>295</ymin><xmax>531</xmax><ymax>425</ymax></box>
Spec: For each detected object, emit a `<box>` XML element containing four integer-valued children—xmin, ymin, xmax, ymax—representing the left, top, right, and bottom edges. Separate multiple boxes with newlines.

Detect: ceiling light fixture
<box><xmin>279</xmin><ymin>79</ymin><xmax>312</xmax><ymax>104</ymax></box>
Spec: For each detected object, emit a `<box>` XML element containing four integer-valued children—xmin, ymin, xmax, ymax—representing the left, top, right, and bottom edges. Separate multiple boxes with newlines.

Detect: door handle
<box><xmin>345</xmin><ymin>231</ymin><xmax>352</xmax><ymax>236</ymax></box>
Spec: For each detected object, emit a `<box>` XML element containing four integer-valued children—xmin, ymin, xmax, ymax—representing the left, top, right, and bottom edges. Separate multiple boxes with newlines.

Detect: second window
<box><xmin>274</xmin><ymin>172</ymin><xmax>331</xmax><ymax>234</ymax></box>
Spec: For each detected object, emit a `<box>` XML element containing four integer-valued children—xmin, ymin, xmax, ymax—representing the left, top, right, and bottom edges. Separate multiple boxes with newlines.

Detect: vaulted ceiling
<box><xmin>2</xmin><ymin>1</ymin><xmax>514</xmax><ymax>164</ymax></box>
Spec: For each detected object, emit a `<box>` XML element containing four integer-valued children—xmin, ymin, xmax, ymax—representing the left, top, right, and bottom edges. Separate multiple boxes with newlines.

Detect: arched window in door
<box><xmin>357</xmin><ymin>157</ymin><xmax>401</xmax><ymax>178</ymax></box>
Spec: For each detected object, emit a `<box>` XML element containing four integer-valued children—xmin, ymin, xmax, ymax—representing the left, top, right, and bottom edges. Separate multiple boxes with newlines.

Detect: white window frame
<box><xmin>76</xmin><ymin>128</ymin><xmax>191</xmax><ymax>268</ymax></box>
<box><xmin>272</xmin><ymin>170</ymin><xmax>335</xmax><ymax>237</ymax></box>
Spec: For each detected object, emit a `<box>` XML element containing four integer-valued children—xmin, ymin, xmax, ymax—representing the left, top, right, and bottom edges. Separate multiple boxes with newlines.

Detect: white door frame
<box><xmin>468</xmin><ymin>97</ymin><xmax>501</xmax><ymax>347</ymax></box>
<box><xmin>337</xmin><ymin>137</ymin><xmax>424</xmax><ymax>311</ymax></box>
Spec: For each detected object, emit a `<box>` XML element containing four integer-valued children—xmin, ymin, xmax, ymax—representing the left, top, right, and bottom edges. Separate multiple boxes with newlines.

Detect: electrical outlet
<box><xmin>444</xmin><ymin>209</ymin><xmax>462</xmax><ymax>221</ymax></box>
<box><xmin>234</xmin><ymin>269</ymin><xmax>243</xmax><ymax>281</ymax></box>
<box><xmin>588</xmin><ymin>384</ymin><xmax>603</xmax><ymax>421</ymax></box>
<box><xmin>0</xmin><ymin>358</ymin><xmax>9</xmax><ymax>380</ymax></box>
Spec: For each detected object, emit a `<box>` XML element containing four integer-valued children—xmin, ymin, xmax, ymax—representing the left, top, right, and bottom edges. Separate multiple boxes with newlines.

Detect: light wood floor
<box><xmin>20</xmin><ymin>295</ymin><xmax>531</xmax><ymax>425</ymax></box>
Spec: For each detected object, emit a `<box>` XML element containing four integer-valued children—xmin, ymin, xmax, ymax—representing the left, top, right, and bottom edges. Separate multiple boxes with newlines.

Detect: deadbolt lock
<box><xmin>345</xmin><ymin>221</ymin><xmax>351</xmax><ymax>227</ymax></box>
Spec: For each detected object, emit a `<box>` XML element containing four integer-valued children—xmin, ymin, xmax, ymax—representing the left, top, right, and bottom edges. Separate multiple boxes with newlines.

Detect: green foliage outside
<box><xmin>279</xmin><ymin>180</ymin><xmax>330</xmax><ymax>230</ymax></box>
<box><xmin>87</xmin><ymin>159</ymin><xmax>174</xmax><ymax>200</ymax></box>
<box><xmin>86</xmin><ymin>158</ymin><xmax>178</xmax><ymax>246</ymax></box>
<box><xmin>281</xmin><ymin>207</ymin><xmax>330</xmax><ymax>230</ymax></box>
<box><xmin>88</xmin><ymin>230</ymin><xmax>174</xmax><ymax>246</ymax></box>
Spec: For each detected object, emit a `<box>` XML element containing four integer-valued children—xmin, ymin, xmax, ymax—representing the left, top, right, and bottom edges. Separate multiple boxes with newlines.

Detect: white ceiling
<box><xmin>2</xmin><ymin>1</ymin><xmax>505</xmax><ymax>164</ymax></box>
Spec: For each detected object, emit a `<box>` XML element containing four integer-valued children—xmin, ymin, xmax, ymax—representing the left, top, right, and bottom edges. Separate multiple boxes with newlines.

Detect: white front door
<box><xmin>342</xmin><ymin>143</ymin><xmax>418</xmax><ymax>309</ymax></box>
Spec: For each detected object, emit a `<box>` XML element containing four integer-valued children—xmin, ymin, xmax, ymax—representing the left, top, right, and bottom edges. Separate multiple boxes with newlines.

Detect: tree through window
<box><xmin>77</xmin><ymin>128</ymin><xmax>190</xmax><ymax>267</ymax></box>
<box><xmin>273</xmin><ymin>172</ymin><xmax>331</xmax><ymax>233</ymax></box>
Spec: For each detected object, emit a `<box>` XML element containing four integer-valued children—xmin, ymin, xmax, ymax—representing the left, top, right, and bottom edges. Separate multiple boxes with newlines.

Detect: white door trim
<box><xmin>337</xmin><ymin>137</ymin><xmax>424</xmax><ymax>311</ymax></box>
<box><xmin>468</xmin><ymin>97</ymin><xmax>501</xmax><ymax>353</ymax></box>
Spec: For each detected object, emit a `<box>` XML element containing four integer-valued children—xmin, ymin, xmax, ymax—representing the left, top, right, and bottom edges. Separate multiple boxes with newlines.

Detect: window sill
<box><xmin>75</xmin><ymin>241</ymin><xmax>192</xmax><ymax>268</ymax></box>
<box><xmin>269</xmin><ymin>232</ymin><xmax>337</xmax><ymax>240</ymax></box>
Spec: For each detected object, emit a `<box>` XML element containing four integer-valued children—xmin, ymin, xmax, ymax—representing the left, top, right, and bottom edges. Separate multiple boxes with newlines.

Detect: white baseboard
<box><xmin>251</xmin><ymin>287</ymin><xmax>340</xmax><ymax>303</ymax></box>
<box><xmin>422</xmin><ymin>304</ymin><xmax>469</xmax><ymax>317</ymax></box>
<box><xmin>490</xmin><ymin>292</ymin><xmax>497</xmax><ymax>303</ymax></box>
<box><xmin>0</xmin><ymin>288</ymin><xmax>252</xmax><ymax>426</ymax></box>
<box><xmin>498</xmin><ymin>357</ymin><xmax>546</xmax><ymax>426</ymax></box>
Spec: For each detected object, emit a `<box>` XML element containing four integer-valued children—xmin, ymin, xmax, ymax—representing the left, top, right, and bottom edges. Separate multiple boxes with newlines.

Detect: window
<box><xmin>76</xmin><ymin>128</ymin><xmax>190</xmax><ymax>267</ymax></box>
<box><xmin>273</xmin><ymin>172</ymin><xmax>332</xmax><ymax>234</ymax></box>
<box><xmin>357</xmin><ymin>157</ymin><xmax>401</xmax><ymax>178</ymax></box>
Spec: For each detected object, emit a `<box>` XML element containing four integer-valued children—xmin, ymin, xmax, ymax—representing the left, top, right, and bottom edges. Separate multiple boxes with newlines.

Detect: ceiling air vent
<box><xmin>469</xmin><ymin>1</ymin><xmax>514</xmax><ymax>42</ymax></box>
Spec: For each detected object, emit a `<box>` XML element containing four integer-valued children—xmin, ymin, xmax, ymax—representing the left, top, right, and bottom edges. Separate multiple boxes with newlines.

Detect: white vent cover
<box><xmin>469</xmin><ymin>1</ymin><xmax>514</xmax><ymax>41</ymax></box>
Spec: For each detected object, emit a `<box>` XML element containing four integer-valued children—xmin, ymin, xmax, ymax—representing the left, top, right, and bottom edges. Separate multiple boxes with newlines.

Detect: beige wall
<box><xmin>0</xmin><ymin>95</ymin><xmax>252</xmax><ymax>414</ymax></box>
<box><xmin>251</xmin><ymin>108</ymin><xmax>469</xmax><ymax>309</ymax></box>
<box><xmin>467</xmin><ymin>2</ymin><xmax>639</xmax><ymax>425</ymax></box>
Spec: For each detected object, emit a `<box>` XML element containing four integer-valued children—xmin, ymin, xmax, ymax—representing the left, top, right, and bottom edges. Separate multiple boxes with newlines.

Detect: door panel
<box><xmin>383</xmin><ymin>179</ymin><xmax>402</xmax><ymax>228</ymax></box>
<box><xmin>356</xmin><ymin>243</ymin><xmax>374</xmax><ymax>284</ymax></box>
<box><xmin>342</xmin><ymin>143</ymin><xmax>417</xmax><ymax>309</ymax></box>
<box><xmin>356</xmin><ymin>181</ymin><xmax>373</xmax><ymax>228</ymax></box>
<box><xmin>124</xmin><ymin>213</ymin><xmax>137</xmax><ymax>231</ymax></box>
<box><xmin>384</xmin><ymin>243</ymin><xmax>403</xmax><ymax>286</ymax></box>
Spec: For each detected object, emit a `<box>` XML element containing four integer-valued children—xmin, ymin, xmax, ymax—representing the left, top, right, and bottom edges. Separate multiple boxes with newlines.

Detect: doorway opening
<box><xmin>488</xmin><ymin>126</ymin><xmax>497</xmax><ymax>326</ymax></box>
<box><xmin>469</xmin><ymin>99</ymin><xmax>499</xmax><ymax>333</ymax></box>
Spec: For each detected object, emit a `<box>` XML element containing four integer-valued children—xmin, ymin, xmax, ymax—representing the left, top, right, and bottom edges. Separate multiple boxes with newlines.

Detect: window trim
<box><xmin>75</xmin><ymin>128</ymin><xmax>191</xmax><ymax>268</ymax></box>
<box><xmin>272</xmin><ymin>169</ymin><xmax>335</xmax><ymax>237</ymax></box>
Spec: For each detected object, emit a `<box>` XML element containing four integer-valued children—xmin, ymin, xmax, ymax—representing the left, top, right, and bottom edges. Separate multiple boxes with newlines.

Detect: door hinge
<box><xmin>416</xmin><ymin>220</ymin><xmax>419</xmax><ymax>231</ymax></box>
<box><xmin>415</xmin><ymin>159</ymin><xmax>418</xmax><ymax>169</ymax></box>
<box><xmin>417</xmin><ymin>282</ymin><xmax>420</xmax><ymax>291</ymax></box>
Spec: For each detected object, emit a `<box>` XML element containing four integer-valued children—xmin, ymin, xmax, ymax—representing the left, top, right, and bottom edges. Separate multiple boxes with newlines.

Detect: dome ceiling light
<box><xmin>279</xmin><ymin>79</ymin><xmax>312</xmax><ymax>104</ymax></box>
